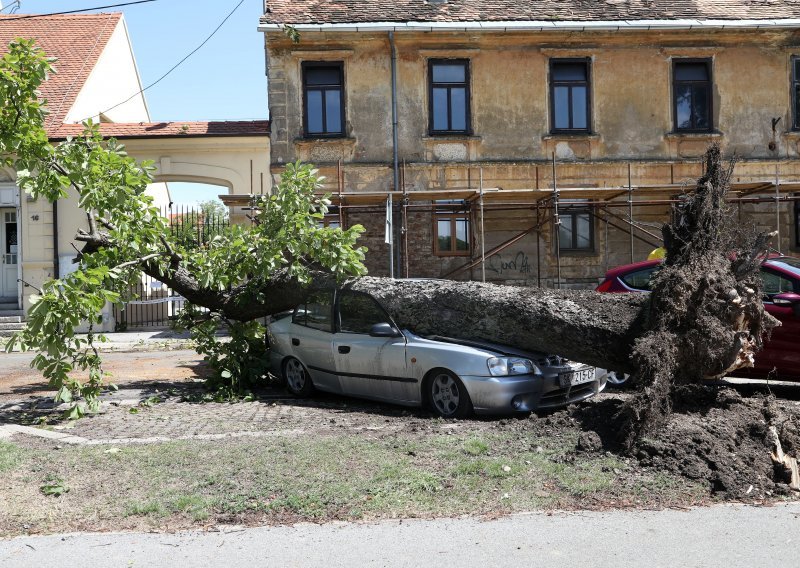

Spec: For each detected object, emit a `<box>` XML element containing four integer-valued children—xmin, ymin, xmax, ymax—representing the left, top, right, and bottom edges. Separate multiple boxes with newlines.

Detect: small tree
<box><xmin>1</xmin><ymin>40</ymin><xmax>366</xmax><ymax>416</ymax></box>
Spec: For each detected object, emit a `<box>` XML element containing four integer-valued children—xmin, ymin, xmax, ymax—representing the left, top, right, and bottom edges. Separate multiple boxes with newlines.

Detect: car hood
<box><xmin>421</xmin><ymin>334</ymin><xmax>545</xmax><ymax>359</ymax></box>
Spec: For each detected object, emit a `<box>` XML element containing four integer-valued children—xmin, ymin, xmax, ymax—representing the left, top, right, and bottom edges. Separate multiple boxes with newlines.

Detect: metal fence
<box><xmin>165</xmin><ymin>204</ymin><xmax>229</xmax><ymax>249</ymax></box>
<box><xmin>112</xmin><ymin>205</ymin><xmax>229</xmax><ymax>330</ymax></box>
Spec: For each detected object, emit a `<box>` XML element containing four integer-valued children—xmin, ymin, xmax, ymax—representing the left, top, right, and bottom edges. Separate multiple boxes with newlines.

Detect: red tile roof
<box><xmin>262</xmin><ymin>0</ymin><xmax>800</xmax><ymax>25</ymax></box>
<box><xmin>50</xmin><ymin>120</ymin><xmax>271</xmax><ymax>140</ymax></box>
<box><xmin>0</xmin><ymin>13</ymin><xmax>122</xmax><ymax>129</ymax></box>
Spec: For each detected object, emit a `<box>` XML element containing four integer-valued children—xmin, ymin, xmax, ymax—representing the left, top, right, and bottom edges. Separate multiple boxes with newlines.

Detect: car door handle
<box><xmin>338</xmin><ymin>345</ymin><xmax>351</xmax><ymax>354</ymax></box>
<box><xmin>291</xmin><ymin>338</ymin><xmax>300</xmax><ymax>346</ymax></box>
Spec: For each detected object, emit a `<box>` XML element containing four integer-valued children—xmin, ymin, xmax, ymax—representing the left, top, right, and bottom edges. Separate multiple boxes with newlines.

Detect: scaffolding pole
<box><xmin>628</xmin><ymin>163</ymin><xmax>634</xmax><ymax>263</ymax></box>
<box><xmin>552</xmin><ymin>153</ymin><xmax>561</xmax><ymax>289</ymax></box>
<box><xmin>386</xmin><ymin>193</ymin><xmax>394</xmax><ymax>279</ymax></box>
<box><xmin>480</xmin><ymin>167</ymin><xmax>486</xmax><ymax>283</ymax></box>
<box><xmin>337</xmin><ymin>160</ymin><xmax>344</xmax><ymax>227</ymax></box>
<box><xmin>603</xmin><ymin>207</ymin><xmax>610</xmax><ymax>274</ymax></box>
<box><xmin>536</xmin><ymin>204</ymin><xmax>542</xmax><ymax>288</ymax></box>
<box><xmin>776</xmin><ymin>164</ymin><xmax>781</xmax><ymax>254</ymax></box>
<box><xmin>401</xmin><ymin>160</ymin><xmax>409</xmax><ymax>278</ymax></box>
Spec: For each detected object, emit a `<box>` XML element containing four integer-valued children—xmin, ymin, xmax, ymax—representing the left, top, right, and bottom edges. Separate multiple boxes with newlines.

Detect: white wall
<box><xmin>64</xmin><ymin>17</ymin><xmax>149</xmax><ymax>124</ymax></box>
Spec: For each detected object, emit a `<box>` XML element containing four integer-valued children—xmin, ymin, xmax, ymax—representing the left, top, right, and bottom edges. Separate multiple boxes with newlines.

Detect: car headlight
<box><xmin>487</xmin><ymin>357</ymin><xmax>538</xmax><ymax>376</ymax></box>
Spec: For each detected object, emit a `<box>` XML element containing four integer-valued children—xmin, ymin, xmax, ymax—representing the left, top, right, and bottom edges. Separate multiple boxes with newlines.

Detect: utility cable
<box><xmin>0</xmin><ymin>0</ymin><xmax>155</xmax><ymax>20</ymax></box>
<box><xmin>81</xmin><ymin>0</ymin><xmax>245</xmax><ymax>122</ymax></box>
<box><xmin>0</xmin><ymin>1</ymin><xmax>22</xmax><ymax>14</ymax></box>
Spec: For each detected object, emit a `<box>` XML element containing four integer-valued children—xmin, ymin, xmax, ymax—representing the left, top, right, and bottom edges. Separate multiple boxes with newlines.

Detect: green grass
<box><xmin>0</xmin><ymin>431</ymin><xmax>705</xmax><ymax>536</ymax></box>
<box><xmin>463</xmin><ymin>437</ymin><xmax>490</xmax><ymax>456</ymax></box>
<box><xmin>0</xmin><ymin>441</ymin><xmax>25</xmax><ymax>473</ymax></box>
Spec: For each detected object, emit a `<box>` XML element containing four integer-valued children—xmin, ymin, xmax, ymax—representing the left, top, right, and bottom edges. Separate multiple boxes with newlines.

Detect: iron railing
<box><xmin>112</xmin><ymin>206</ymin><xmax>229</xmax><ymax>329</ymax></box>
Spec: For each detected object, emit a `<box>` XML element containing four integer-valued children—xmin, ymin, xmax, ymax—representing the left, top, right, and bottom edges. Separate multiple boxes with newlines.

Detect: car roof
<box><xmin>763</xmin><ymin>255</ymin><xmax>800</xmax><ymax>277</ymax></box>
<box><xmin>604</xmin><ymin>254</ymin><xmax>800</xmax><ymax>278</ymax></box>
<box><xmin>603</xmin><ymin>258</ymin><xmax>662</xmax><ymax>278</ymax></box>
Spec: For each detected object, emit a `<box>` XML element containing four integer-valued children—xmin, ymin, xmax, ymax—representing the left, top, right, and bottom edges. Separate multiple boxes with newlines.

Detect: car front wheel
<box><xmin>427</xmin><ymin>370</ymin><xmax>472</xmax><ymax>419</ymax></box>
<box><xmin>283</xmin><ymin>357</ymin><xmax>314</xmax><ymax>397</ymax></box>
<box><xmin>606</xmin><ymin>371</ymin><xmax>631</xmax><ymax>388</ymax></box>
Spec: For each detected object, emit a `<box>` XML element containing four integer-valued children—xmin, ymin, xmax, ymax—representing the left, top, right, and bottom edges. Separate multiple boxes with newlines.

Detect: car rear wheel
<box><xmin>283</xmin><ymin>357</ymin><xmax>314</xmax><ymax>397</ymax></box>
<box><xmin>427</xmin><ymin>370</ymin><xmax>472</xmax><ymax>419</ymax></box>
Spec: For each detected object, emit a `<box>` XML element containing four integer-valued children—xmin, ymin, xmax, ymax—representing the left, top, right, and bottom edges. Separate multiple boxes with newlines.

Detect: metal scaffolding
<box><xmin>221</xmin><ymin>160</ymin><xmax>800</xmax><ymax>287</ymax></box>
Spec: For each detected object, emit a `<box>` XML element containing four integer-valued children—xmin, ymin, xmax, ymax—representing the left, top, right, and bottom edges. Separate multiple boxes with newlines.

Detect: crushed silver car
<box><xmin>267</xmin><ymin>289</ymin><xmax>606</xmax><ymax>418</ymax></box>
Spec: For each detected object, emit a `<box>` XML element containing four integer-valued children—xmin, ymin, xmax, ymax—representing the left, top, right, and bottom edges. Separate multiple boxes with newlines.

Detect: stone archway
<box><xmin>51</xmin><ymin>121</ymin><xmax>271</xmax><ymax>197</ymax></box>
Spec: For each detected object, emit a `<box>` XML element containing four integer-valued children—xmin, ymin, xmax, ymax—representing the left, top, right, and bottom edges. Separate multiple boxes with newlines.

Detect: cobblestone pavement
<box><xmin>51</xmin><ymin>394</ymin><xmax>416</xmax><ymax>444</ymax></box>
<box><xmin>0</xmin><ymin>392</ymin><xmax>431</xmax><ymax>445</ymax></box>
<box><xmin>0</xmin><ymin>349</ymin><xmax>500</xmax><ymax>446</ymax></box>
<box><xmin>0</xmin><ymin>356</ymin><xmax>441</xmax><ymax>446</ymax></box>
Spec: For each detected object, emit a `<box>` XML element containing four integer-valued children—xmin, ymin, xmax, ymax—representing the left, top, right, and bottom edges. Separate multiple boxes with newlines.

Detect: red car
<box><xmin>597</xmin><ymin>256</ymin><xmax>800</xmax><ymax>380</ymax></box>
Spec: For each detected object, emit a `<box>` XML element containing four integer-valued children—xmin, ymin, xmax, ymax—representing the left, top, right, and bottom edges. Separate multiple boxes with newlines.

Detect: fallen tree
<box><xmin>1</xmin><ymin>41</ymin><xmax>777</xmax><ymax>444</ymax></box>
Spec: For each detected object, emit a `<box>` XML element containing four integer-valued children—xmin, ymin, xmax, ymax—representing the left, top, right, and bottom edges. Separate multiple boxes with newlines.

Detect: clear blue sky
<box><xmin>11</xmin><ymin>0</ymin><xmax>268</xmax><ymax>121</ymax></box>
<box><xmin>5</xmin><ymin>0</ymin><xmax>269</xmax><ymax>205</ymax></box>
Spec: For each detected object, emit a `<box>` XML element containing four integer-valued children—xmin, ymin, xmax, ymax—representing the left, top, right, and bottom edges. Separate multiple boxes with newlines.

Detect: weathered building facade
<box><xmin>260</xmin><ymin>1</ymin><xmax>800</xmax><ymax>287</ymax></box>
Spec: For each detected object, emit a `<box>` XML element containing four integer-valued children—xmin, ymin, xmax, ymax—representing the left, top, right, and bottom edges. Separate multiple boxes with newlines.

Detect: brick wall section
<box><xmin>343</xmin><ymin>199</ymin><xmax>794</xmax><ymax>289</ymax></box>
<box><xmin>348</xmin><ymin>207</ymin><xmax>475</xmax><ymax>279</ymax></box>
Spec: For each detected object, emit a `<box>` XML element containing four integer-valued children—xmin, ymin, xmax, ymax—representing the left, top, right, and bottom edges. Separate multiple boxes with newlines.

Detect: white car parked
<box><xmin>267</xmin><ymin>289</ymin><xmax>605</xmax><ymax>418</ymax></box>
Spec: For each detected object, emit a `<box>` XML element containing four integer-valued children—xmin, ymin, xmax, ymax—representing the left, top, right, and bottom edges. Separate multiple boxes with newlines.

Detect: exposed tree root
<box><xmin>620</xmin><ymin>144</ymin><xmax>778</xmax><ymax>448</ymax></box>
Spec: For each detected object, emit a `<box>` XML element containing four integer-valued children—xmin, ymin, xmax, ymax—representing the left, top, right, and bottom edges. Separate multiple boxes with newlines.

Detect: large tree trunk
<box><xmin>346</xmin><ymin>278</ymin><xmax>647</xmax><ymax>374</ymax></box>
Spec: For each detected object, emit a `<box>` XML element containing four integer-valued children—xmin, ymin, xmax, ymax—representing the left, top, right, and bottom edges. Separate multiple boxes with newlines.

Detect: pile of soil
<box><xmin>572</xmin><ymin>386</ymin><xmax>800</xmax><ymax>500</ymax></box>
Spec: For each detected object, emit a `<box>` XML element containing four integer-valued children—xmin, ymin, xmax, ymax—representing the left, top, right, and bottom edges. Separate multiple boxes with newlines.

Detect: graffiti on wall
<box><xmin>487</xmin><ymin>251</ymin><xmax>532</xmax><ymax>276</ymax></box>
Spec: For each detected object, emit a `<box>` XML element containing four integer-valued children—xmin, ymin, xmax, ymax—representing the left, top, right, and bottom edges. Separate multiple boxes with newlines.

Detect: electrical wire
<box><xmin>0</xmin><ymin>0</ymin><xmax>156</xmax><ymax>20</ymax></box>
<box><xmin>0</xmin><ymin>1</ymin><xmax>21</xmax><ymax>14</ymax></box>
<box><xmin>82</xmin><ymin>0</ymin><xmax>245</xmax><ymax>121</ymax></box>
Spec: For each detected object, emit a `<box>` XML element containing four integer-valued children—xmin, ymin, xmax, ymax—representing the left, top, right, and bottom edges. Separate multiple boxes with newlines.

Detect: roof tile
<box><xmin>50</xmin><ymin>120</ymin><xmax>271</xmax><ymax>140</ymax></box>
<box><xmin>261</xmin><ymin>1</ymin><xmax>800</xmax><ymax>25</ymax></box>
<box><xmin>0</xmin><ymin>13</ymin><xmax>122</xmax><ymax>128</ymax></box>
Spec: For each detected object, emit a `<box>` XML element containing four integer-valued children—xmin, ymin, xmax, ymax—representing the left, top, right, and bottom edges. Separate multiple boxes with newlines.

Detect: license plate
<box><xmin>558</xmin><ymin>366</ymin><xmax>595</xmax><ymax>388</ymax></box>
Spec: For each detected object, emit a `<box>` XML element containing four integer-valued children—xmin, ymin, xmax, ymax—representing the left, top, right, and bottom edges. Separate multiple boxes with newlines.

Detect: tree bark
<box><xmin>346</xmin><ymin>278</ymin><xmax>647</xmax><ymax>374</ymax></box>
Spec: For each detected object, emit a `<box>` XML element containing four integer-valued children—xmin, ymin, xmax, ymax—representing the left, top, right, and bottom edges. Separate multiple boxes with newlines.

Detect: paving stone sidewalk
<box><xmin>0</xmin><ymin>385</ymin><xmax>419</xmax><ymax>446</ymax></box>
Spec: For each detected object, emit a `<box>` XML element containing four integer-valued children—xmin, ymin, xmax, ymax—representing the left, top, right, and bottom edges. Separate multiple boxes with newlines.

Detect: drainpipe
<box><xmin>52</xmin><ymin>201</ymin><xmax>59</xmax><ymax>279</ymax></box>
<box><xmin>389</xmin><ymin>31</ymin><xmax>400</xmax><ymax>279</ymax></box>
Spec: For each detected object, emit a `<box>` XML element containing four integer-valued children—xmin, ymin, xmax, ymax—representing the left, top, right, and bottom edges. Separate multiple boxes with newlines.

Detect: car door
<box><xmin>331</xmin><ymin>290</ymin><xmax>412</xmax><ymax>403</ymax></box>
<box><xmin>756</xmin><ymin>268</ymin><xmax>800</xmax><ymax>378</ymax></box>
<box><xmin>288</xmin><ymin>290</ymin><xmax>341</xmax><ymax>393</ymax></box>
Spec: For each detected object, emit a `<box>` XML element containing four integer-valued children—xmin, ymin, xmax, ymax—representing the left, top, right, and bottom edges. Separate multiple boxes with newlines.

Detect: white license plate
<box><xmin>558</xmin><ymin>367</ymin><xmax>595</xmax><ymax>388</ymax></box>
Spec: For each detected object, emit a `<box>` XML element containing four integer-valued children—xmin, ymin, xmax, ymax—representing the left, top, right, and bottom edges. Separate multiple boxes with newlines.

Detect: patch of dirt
<box><xmin>632</xmin><ymin>387</ymin><xmax>800</xmax><ymax>499</ymax></box>
<box><xmin>568</xmin><ymin>387</ymin><xmax>800</xmax><ymax>500</ymax></box>
<box><xmin>0</xmin><ymin>350</ymin><xmax>208</xmax><ymax>402</ymax></box>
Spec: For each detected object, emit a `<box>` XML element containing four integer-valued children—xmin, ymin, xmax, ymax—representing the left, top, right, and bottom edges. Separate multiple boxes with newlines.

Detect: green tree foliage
<box><xmin>0</xmin><ymin>40</ymin><xmax>367</xmax><ymax>416</ymax></box>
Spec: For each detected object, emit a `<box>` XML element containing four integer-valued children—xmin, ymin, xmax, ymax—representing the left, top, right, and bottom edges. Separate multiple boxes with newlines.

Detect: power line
<box><xmin>1</xmin><ymin>1</ymin><xmax>21</xmax><ymax>14</ymax></box>
<box><xmin>84</xmin><ymin>0</ymin><xmax>245</xmax><ymax>121</ymax></box>
<box><xmin>0</xmin><ymin>0</ymin><xmax>156</xmax><ymax>20</ymax></box>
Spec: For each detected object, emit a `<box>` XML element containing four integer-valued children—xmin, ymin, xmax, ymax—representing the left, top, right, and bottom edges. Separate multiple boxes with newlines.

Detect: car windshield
<box><xmin>767</xmin><ymin>258</ymin><xmax>800</xmax><ymax>279</ymax></box>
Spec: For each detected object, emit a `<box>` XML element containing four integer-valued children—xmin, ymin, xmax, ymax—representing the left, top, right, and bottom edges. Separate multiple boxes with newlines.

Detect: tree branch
<box><xmin>115</xmin><ymin>253</ymin><xmax>160</xmax><ymax>271</ymax></box>
<box><xmin>160</xmin><ymin>234</ymin><xmax>182</xmax><ymax>263</ymax></box>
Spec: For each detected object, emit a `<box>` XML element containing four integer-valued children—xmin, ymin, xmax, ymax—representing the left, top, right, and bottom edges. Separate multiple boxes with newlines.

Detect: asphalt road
<box><xmin>2</xmin><ymin>503</ymin><xmax>798</xmax><ymax>568</ymax></box>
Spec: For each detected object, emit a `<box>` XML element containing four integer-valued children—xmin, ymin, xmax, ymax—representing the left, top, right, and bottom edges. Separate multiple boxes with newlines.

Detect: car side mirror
<box><xmin>773</xmin><ymin>292</ymin><xmax>800</xmax><ymax>317</ymax></box>
<box><xmin>370</xmin><ymin>322</ymin><xmax>401</xmax><ymax>338</ymax></box>
<box><xmin>772</xmin><ymin>292</ymin><xmax>800</xmax><ymax>306</ymax></box>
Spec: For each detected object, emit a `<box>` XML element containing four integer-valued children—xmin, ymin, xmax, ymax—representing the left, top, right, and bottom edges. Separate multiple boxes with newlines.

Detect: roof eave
<box><xmin>258</xmin><ymin>18</ymin><xmax>800</xmax><ymax>33</ymax></box>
